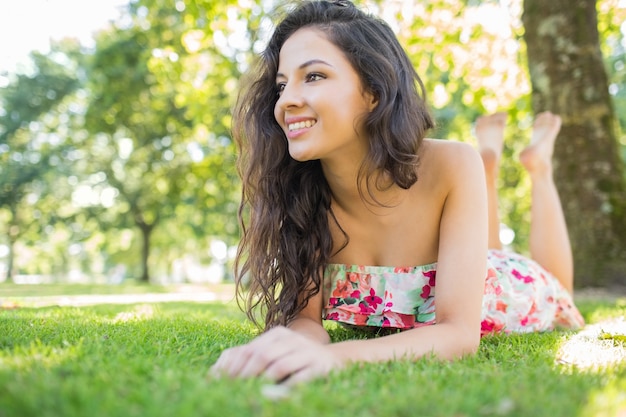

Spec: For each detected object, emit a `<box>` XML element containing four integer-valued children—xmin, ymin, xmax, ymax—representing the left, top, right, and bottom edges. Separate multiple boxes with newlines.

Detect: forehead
<box><xmin>277</xmin><ymin>27</ymin><xmax>349</xmax><ymax>70</ymax></box>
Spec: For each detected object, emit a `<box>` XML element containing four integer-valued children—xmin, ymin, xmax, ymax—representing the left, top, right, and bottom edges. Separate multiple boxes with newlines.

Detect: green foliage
<box><xmin>0</xmin><ymin>50</ymin><xmax>78</xmax><ymax>209</ymax></box>
<box><xmin>0</xmin><ymin>0</ymin><xmax>624</xmax><ymax>282</ymax></box>
<box><xmin>0</xmin><ymin>296</ymin><xmax>624</xmax><ymax>417</ymax></box>
<box><xmin>386</xmin><ymin>0</ymin><xmax>534</xmax><ymax>252</ymax></box>
<box><xmin>0</xmin><ymin>48</ymin><xmax>81</xmax><ymax>280</ymax></box>
<box><xmin>597</xmin><ymin>0</ymin><xmax>626</xmax><ymax>154</ymax></box>
<box><xmin>0</xmin><ymin>52</ymin><xmax>78</xmax><ymax>144</ymax></box>
<box><xmin>75</xmin><ymin>1</ymin><xmax>248</xmax><ymax>280</ymax></box>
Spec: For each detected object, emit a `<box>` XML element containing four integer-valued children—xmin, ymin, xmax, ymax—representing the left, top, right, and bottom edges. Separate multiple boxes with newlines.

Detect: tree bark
<box><xmin>522</xmin><ymin>0</ymin><xmax>626</xmax><ymax>287</ymax></box>
<box><xmin>5</xmin><ymin>234</ymin><xmax>16</xmax><ymax>283</ymax></box>
<box><xmin>137</xmin><ymin>219</ymin><xmax>155</xmax><ymax>283</ymax></box>
<box><xmin>5</xmin><ymin>203</ymin><xmax>19</xmax><ymax>283</ymax></box>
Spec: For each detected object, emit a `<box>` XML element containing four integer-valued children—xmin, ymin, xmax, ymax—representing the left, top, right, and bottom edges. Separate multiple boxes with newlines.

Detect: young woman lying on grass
<box><xmin>211</xmin><ymin>0</ymin><xmax>584</xmax><ymax>385</ymax></box>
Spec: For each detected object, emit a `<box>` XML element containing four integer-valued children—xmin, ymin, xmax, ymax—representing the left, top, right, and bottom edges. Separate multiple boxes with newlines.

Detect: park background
<box><xmin>1</xmin><ymin>0</ymin><xmax>625</xmax><ymax>289</ymax></box>
<box><xmin>1</xmin><ymin>2</ymin><xmax>625</xmax><ymax>417</ymax></box>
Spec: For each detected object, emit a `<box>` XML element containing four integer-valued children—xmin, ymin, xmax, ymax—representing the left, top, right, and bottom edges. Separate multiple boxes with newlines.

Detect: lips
<box><xmin>284</xmin><ymin>117</ymin><xmax>317</xmax><ymax>140</ymax></box>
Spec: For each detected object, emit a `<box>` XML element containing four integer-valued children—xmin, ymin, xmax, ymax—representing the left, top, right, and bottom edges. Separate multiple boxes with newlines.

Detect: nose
<box><xmin>276</xmin><ymin>81</ymin><xmax>305</xmax><ymax>111</ymax></box>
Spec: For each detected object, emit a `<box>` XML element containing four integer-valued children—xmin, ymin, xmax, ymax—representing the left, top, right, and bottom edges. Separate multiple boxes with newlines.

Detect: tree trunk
<box><xmin>137</xmin><ymin>220</ymin><xmax>155</xmax><ymax>283</ymax></box>
<box><xmin>5</xmin><ymin>234</ymin><xmax>15</xmax><ymax>283</ymax></box>
<box><xmin>522</xmin><ymin>0</ymin><xmax>626</xmax><ymax>287</ymax></box>
<box><xmin>5</xmin><ymin>204</ymin><xmax>19</xmax><ymax>283</ymax></box>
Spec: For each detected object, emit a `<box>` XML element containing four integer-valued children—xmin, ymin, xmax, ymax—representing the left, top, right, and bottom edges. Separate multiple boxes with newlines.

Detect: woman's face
<box><xmin>273</xmin><ymin>28</ymin><xmax>376</xmax><ymax>163</ymax></box>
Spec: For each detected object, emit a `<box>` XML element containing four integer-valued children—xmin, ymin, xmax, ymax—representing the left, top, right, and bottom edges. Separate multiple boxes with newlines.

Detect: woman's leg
<box><xmin>475</xmin><ymin>112</ymin><xmax>507</xmax><ymax>250</ymax></box>
<box><xmin>520</xmin><ymin>112</ymin><xmax>573</xmax><ymax>292</ymax></box>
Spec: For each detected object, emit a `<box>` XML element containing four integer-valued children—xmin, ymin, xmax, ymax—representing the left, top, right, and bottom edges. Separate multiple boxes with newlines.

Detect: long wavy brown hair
<box><xmin>232</xmin><ymin>0</ymin><xmax>434</xmax><ymax>330</ymax></box>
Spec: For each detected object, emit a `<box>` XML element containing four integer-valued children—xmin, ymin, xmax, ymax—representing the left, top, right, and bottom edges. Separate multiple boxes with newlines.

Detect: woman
<box><xmin>211</xmin><ymin>0</ymin><xmax>583</xmax><ymax>385</ymax></box>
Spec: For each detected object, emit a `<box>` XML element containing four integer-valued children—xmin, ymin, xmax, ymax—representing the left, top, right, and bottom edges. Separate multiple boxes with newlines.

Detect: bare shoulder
<box><xmin>420</xmin><ymin>139</ymin><xmax>483</xmax><ymax>179</ymax></box>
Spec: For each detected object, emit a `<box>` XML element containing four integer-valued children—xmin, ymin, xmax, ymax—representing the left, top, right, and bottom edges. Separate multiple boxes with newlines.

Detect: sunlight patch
<box><xmin>556</xmin><ymin>317</ymin><xmax>626</xmax><ymax>370</ymax></box>
<box><xmin>112</xmin><ymin>304</ymin><xmax>156</xmax><ymax>322</ymax></box>
<box><xmin>0</xmin><ymin>300</ymin><xmax>20</xmax><ymax>309</ymax></box>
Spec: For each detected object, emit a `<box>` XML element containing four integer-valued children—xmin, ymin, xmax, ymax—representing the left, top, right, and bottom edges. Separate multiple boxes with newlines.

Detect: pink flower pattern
<box><xmin>322</xmin><ymin>249</ymin><xmax>584</xmax><ymax>335</ymax></box>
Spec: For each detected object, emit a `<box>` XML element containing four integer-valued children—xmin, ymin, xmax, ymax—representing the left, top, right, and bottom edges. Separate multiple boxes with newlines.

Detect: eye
<box><xmin>305</xmin><ymin>72</ymin><xmax>325</xmax><ymax>82</ymax></box>
<box><xmin>276</xmin><ymin>82</ymin><xmax>286</xmax><ymax>96</ymax></box>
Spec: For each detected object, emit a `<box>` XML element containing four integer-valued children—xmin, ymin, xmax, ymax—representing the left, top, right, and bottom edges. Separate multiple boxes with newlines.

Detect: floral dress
<box><xmin>322</xmin><ymin>249</ymin><xmax>585</xmax><ymax>336</ymax></box>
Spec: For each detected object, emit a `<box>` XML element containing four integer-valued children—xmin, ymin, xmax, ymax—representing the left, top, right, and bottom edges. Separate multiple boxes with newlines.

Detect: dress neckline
<box><xmin>325</xmin><ymin>262</ymin><xmax>438</xmax><ymax>272</ymax></box>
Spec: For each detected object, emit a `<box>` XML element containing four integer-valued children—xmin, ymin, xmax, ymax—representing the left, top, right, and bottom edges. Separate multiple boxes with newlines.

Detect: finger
<box><xmin>230</xmin><ymin>327</ymin><xmax>302</xmax><ymax>378</ymax></box>
<box><xmin>209</xmin><ymin>348</ymin><xmax>233</xmax><ymax>377</ymax></box>
<box><xmin>281</xmin><ymin>365</ymin><xmax>323</xmax><ymax>386</ymax></box>
<box><xmin>280</xmin><ymin>354</ymin><xmax>342</xmax><ymax>386</ymax></box>
<box><xmin>209</xmin><ymin>349</ymin><xmax>229</xmax><ymax>375</ymax></box>
<box><xmin>211</xmin><ymin>346</ymin><xmax>251</xmax><ymax>378</ymax></box>
<box><xmin>237</xmin><ymin>341</ymin><xmax>295</xmax><ymax>379</ymax></box>
<box><xmin>210</xmin><ymin>327</ymin><xmax>303</xmax><ymax>380</ymax></box>
<box><xmin>211</xmin><ymin>328</ymin><xmax>294</xmax><ymax>379</ymax></box>
<box><xmin>274</xmin><ymin>348</ymin><xmax>340</xmax><ymax>385</ymax></box>
<box><xmin>263</xmin><ymin>350</ymin><xmax>313</xmax><ymax>383</ymax></box>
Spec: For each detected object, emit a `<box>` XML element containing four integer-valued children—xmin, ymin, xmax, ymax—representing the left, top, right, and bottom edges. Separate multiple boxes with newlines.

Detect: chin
<box><xmin>288</xmin><ymin>150</ymin><xmax>317</xmax><ymax>162</ymax></box>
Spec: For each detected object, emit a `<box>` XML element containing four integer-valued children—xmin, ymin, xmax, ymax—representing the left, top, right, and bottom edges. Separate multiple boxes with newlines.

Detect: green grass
<box><xmin>0</xmin><ymin>282</ymin><xmax>170</xmax><ymax>297</ymax></box>
<box><xmin>0</xmin><ymin>289</ymin><xmax>624</xmax><ymax>417</ymax></box>
<box><xmin>0</xmin><ymin>282</ymin><xmax>235</xmax><ymax>298</ymax></box>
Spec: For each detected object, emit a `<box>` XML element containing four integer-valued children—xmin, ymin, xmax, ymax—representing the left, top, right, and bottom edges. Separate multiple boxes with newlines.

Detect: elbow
<box><xmin>286</xmin><ymin>317</ymin><xmax>331</xmax><ymax>344</ymax></box>
<box><xmin>456</xmin><ymin>325</ymin><xmax>481</xmax><ymax>358</ymax></box>
<box><xmin>462</xmin><ymin>334</ymin><xmax>480</xmax><ymax>356</ymax></box>
<box><xmin>439</xmin><ymin>320</ymin><xmax>481</xmax><ymax>359</ymax></box>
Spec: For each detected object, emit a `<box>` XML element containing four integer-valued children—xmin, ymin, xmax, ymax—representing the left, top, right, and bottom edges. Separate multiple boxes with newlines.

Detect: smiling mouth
<box><xmin>288</xmin><ymin>120</ymin><xmax>317</xmax><ymax>131</ymax></box>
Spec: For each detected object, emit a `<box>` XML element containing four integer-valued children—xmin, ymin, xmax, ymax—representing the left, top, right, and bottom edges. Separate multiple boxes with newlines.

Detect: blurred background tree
<box><xmin>522</xmin><ymin>0</ymin><xmax>626</xmax><ymax>287</ymax></box>
<box><xmin>0</xmin><ymin>0</ymin><xmax>623</xmax><ymax>287</ymax></box>
<box><xmin>0</xmin><ymin>47</ymin><xmax>79</xmax><ymax>282</ymax></box>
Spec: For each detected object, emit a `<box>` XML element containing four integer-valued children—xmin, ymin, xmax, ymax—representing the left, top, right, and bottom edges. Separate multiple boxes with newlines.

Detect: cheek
<box><xmin>273</xmin><ymin>104</ymin><xmax>283</xmax><ymax>128</ymax></box>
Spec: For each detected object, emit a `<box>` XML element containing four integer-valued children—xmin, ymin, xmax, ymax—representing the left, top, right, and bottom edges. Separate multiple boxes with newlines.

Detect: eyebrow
<box><xmin>276</xmin><ymin>59</ymin><xmax>334</xmax><ymax>79</ymax></box>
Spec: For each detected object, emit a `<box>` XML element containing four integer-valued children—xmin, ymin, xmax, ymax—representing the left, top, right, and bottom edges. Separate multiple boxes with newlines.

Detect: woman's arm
<box><xmin>211</xmin><ymin>276</ymin><xmax>333</xmax><ymax>383</ymax></box>
<box><xmin>287</xmin><ymin>287</ymin><xmax>331</xmax><ymax>344</ymax></box>
<box><xmin>212</xmin><ymin>142</ymin><xmax>487</xmax><ymax>383</ymax></box>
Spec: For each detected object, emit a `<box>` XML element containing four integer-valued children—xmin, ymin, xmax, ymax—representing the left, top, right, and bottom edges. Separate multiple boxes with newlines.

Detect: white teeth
<box><xmin>288</xmin><ymin>120</ymin><xmax>316</xmax><ymax>131</ymax></box>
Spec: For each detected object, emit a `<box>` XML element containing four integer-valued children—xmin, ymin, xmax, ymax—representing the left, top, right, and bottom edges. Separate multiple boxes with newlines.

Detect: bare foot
<box><xmin>520</xmin><ymin>112</ymin><xmax>562</xmax><ymax>176</ymax></box>
<box><xmin>475</xmin><ymin>112</ymin><xmax>507</xmax><ymax>176</ymax></box>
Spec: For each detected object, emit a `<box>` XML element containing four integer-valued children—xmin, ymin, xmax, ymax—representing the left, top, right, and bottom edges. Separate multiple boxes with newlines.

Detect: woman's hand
<box><xmin>210</xmin><ymin>326</ymin><xmax>345</xmax><ymax>385</ymax></box>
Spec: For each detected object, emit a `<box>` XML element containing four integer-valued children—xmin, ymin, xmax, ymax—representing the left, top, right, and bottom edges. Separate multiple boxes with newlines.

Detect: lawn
<box><xmin>0</xmin><ymin>283</ymin><xmax>625</xmax><ymax>417</ymax></box>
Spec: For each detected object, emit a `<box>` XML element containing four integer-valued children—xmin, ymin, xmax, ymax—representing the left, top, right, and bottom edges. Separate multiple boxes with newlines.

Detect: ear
<box><xmin>366</xmin><ymin>90</ymin><xmax>378</xmax><ymax>111</ymax></box>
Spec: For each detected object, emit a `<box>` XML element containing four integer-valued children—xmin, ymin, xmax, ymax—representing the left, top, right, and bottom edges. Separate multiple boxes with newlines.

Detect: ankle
<box><xmin>480</xmin><ymin>148</ymin><xmax>500</xmax><ymax>174</ymax></box>
<box><xmin>527</xmin><ymin>167</ymin><xmax>555</xmax><ymax>185</ymax></box>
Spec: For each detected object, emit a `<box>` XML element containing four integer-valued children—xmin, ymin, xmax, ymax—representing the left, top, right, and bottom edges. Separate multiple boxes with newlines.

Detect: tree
<box><xmin>83</xmin><ymin>24</ymin><xmax>194</xmax><ymax>282</ymax></box>
<box><xmin>2</xmin><ymin>0</ymin><xmax>624</xmax><ymax>285</ymax></box>
<box><xmin>522</xmin><ymin>0</ymin><xmax>626</xmax><ymax>287</ymax></box>
<box><xmin>0</xmin><ymin>50</ymin><xmax>78</xmax><ymax>281</ymax></box>
<box><xmin>137</xmin><ymin>0</ymin><xmax>244</xmax><ymax>244</ymax></box>
<box><xmin>82</xmin><ymin>0</ymin><xmax>245</xmax><ymax>282</ymax></box>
